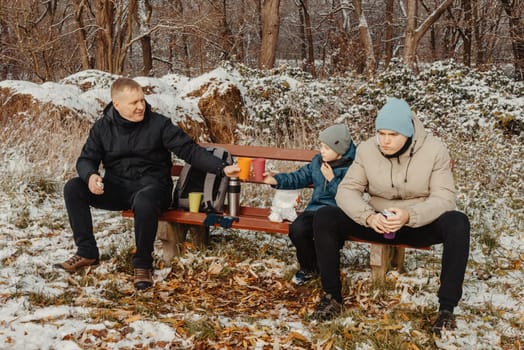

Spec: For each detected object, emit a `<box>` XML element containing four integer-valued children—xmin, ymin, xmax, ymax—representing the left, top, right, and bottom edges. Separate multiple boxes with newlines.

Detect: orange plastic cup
<box><xmin>237</xmin><ymin>157</ymin><xmax>252</xmax><ymax>181</ymax></box>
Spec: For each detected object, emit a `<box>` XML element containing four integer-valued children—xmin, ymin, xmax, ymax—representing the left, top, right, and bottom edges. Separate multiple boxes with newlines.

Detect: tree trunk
<box><xmin>298</xmin><ymin>0</ymin><xmax>316</xmax><ymax>77</ymax></box>
<box><xmin>500</xmin><ymin>0</ymin><xmax>524</xmax><ymax>80</ymax></box>
<box><xmin>403</xmin><ymin>0</ymin><xmax>454</xmax><ymax>66</ymax></box>
<box><xmin>235</xmin><ymin>0</ymin><xmax>246</xmax><ymax>62</ymax></box>
<box><xmin>94</xmin><ymin>0</ymin><xmax>113</xmax><ymax>72</ymax></box>
<box><xmin>259</xmin><ymin>0</ymin><xmax>280</xmax><ymax>69</ymax></box>
<box><xmin>404</xmin><ymin>0</ymin><xmax>417</xmax><ymax>65</ymax></box>
<box><xmin>472</xmin><ymin>1</ymin><xmax>485</xmax><ymax>65</ymax></box>
<box><xmin>462</xmin><ymin>0</ymin><xmax>472</xmax><ymax>66</ymax></box>
<box><xmin>135</xmin><ymin>0</ymin><xmax>153</xmax><ymax>76</ymax></box>
<box><xmin>353</xmin><ymin>0</ymin><xmax>376</xmax><ymax>78</ymax></box>
<box><xmin>73</xmin><ymin>0</ymin><xmax>91</xmax><ymax>70</ymax></box>
<box><xmin>173</xmin><ymin>0</ymin><xmax>191</xmax><ymax>76</ymax></box>
<box><xmin>384</xmin><ymin>0</ymin><xmax>395</xmax><ymax>67</ymax></box>
<box><xmin>221</xmin><ymin>0</ymin><xmax>233</xmax><ymax>60</ymax></box>
<box><xmin>299</xmin><ymin>6</ymin><xmax>307</xmax><ymax>61</ymax></box>
<box><xmin>115</xmin><ymin>2</ymin><xmax>133</xmax><ymax>75</ymax></box>
<box><xmin>341</xmin><ymin>0</ymin><xmax>352</xmax><ymax>32</ymax></box>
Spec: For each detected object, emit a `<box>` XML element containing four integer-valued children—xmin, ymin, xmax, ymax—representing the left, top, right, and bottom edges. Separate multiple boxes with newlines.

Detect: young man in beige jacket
<box><xmin>310</xmin><ymin>98</ymin><xmax>470</xmax><ymax>335</ymax></box>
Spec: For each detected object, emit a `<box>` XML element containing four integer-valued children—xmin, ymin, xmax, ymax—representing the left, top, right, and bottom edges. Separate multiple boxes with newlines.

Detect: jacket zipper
<box><xmin>404</xmin><ymin>141</ymin><xmax>416</xmax><ymax>183</ymax></box>
<box><xmin>389</xmin><ymin>159</ymin><xmax>394</xmax><ymax>188</ymax></box>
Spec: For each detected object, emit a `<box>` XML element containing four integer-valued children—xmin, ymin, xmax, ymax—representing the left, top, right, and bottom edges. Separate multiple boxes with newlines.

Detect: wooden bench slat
<box><xmin>199</xmin><ymin>143</ymin><xmax>318</xmax><ymax>162</ymax></box>
<box><xmin>123</xmin><ymin>208</ymin><xmax>289</xmax><ymax>234</ymax></box>
<box><xmin>123</xmin><ymin>207</ymin><xmax>430</xmax><ymax>250</ymax></box>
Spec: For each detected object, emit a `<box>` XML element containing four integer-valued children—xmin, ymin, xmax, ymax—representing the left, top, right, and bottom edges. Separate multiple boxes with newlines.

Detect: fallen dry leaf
<box><xmin>124</xmin><ymin>314</ymin><xmax>142</xmax><ymax>323</ymax></box>
<box><xmin>233</xmin><ymin>275</ymin><xmax>248</xmax><ymax>286</ymax></box>
<box><xmin>207</xmin><ymin>261</ymin><xmax>223</xmax><ymax>275</ymax></box>
<box><xmin>284</xmin><ymin>331</ymin><xmax>309</xmax><ymax>343</ymax></box>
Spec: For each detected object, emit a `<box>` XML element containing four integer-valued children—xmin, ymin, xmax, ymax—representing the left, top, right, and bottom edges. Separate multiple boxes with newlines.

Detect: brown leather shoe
<box><xmin>134</xmin><ymin>268</ymin><xmax>153</xmax><ymax>290</ymax></box>
<box><xmin>54</xmin><ymin>255</ymin><xmax>99</xmax><ymax>273</ymax></box>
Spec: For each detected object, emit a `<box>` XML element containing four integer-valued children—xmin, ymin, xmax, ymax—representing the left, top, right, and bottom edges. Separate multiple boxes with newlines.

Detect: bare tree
<box><xmin>296</xmin><ymin>0</ymin><xmax>316</xmax><ymax>76</ymax></box>
<box><xmin>352</xmin><ymin>0</ymin><xmax>375</xmax><ymax>77</ymax></box>
<box><xmin>0</xmin><ymin>2</ymin><xmax>82</xmax><ymax>81</ymax></box>
<box><xmin>170</xmin><ymin>0</ymin><xmax>192</xmax><ymax>75</ymax></box>
<box><xmin>462</xmin><ymin>0</ymin><xmax>473</xmax><ymax>66</ymax></box>
<box><xmin>232</xmin><ymin>0</ymin><xmax>246</xmax><ymax>62</ymax></box>
<box><xmin>403</xmin><ymin>0</ymin><xmax>454</xmax><ymax>66</ymax></box>
<box><xmin>72</xmin><ymin>0</ymin><xmax>91</xmax><ymax>70</ymax></box>
<box><xmin>340</xmin><ymin>0</ymin><xmax>352</xmax><ymax>32</ymax></box>
<box><xmin>384</xmin><ymin>0</ymin><xmax>395</xmax><ymax>67</ymax></box>
<box><xmin>94</xmin><ymin>0</ymin><xmax>145</xmax><ymax>74</ymax></box>
<box><xmin>298</xmin><ymin>3</ymin><xmax>307</xmax><ymax>61</ymax></box>
<box><xmin>0</xmin><ymin>0</ymin><xmax>520</xmax><ymax>81</ymax></box>
<box><xmin>220</xmin><ymin>0</ymin><xmax>234</xmax><ymax>60</ymax></box>
<box><xmin>472</xmin><ymin>2</ymin><xmax>503</xmax><ymax>66</ymax></box>
<box><xmin>94</xmin><ymin>0</ymin><xmax>111</xmax><ymax>72</ymax></box>
<box><xmin>133</xmin><ymin>0</ymin><xmax>153</xmax><ymax>76</ymax></box>
<box><xmin>259</xmin><ymin>0</ymin><xmax>281</xmax><ymax>69</ymax></box>
<box><xmin>94</xmin><ymin>0</ymin><xmax>116</xmax><ymax>72</ymax></box>
<box><xmin>500</xmin><ymin>0</ymin><xmax>524</xmax><ymax>80</ymax></box>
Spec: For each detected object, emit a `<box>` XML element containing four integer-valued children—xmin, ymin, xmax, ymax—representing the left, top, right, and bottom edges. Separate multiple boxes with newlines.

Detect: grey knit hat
<box><xmin>319</xmin><ymin>124</ymin><xmax>352</xmax><ymax>155</ymax></box>
<box><xmin>375</xmin><ymin>98</ymin><xmax>414</xmax><ymax>137</ymax></box>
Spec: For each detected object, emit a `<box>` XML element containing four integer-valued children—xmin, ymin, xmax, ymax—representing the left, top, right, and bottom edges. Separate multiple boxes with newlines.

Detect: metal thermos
<box><xmin>228</xmin><ymin>177</ymin><xmax>240</xmax><ymax>216</ymax></box>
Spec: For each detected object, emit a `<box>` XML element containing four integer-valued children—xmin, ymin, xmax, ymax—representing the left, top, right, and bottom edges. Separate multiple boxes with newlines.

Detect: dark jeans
<box><xmin>289</xmin><ymin>210</ymin><xmax>318</xmax><ymax>272</ymax></box>
<box><xmin>63</xmin><ymin>177</ymin><xmax>172</xmax><ymax>269</ymax></box>
<box><xmin>313</xmin><ymin>206</ymin><xmax>470</xmax><ymax>311</ymax></box>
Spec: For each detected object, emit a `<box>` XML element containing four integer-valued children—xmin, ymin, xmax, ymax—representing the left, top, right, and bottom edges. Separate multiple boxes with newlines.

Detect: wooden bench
<box><xmin>122</xmin><ymin>142</ymin><xmax>430</xmax><ymax>283</ymax></box>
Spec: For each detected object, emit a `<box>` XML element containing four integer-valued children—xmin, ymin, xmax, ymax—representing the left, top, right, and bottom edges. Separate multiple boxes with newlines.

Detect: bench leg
<box><xmin>156</xmin><ymin>221</ymin><xmax>187</xmax><ymax>263</ymax></box>
<box><xmin>391</xmin><ymin>247</ymin><xmax>406</xmax><ymax>273</ymax></box>
<box><xmin>188</xmin><ymin>225</ymin><xmax>209</xmax><ymax>248</ymax></box>
<box><xmin>369</xmin><ymin>245</ymin><xmax>407</xmax><ymax>284</ymax></box>
<box><xmin>370</xmin><ymin>244</ymin><xmax>391</xmax><ymax>284</ymax></box>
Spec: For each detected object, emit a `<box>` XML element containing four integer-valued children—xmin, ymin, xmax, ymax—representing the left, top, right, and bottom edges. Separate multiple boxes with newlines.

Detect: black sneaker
<box><xmin>291</xmin><ymin>269</ymin><xmax>318</xmax><ymax>286</ymax></box>
<box><xmin>311</xmin><ymin>294</ymin><xmax>343</xmax><ymax>321</ymax></box>
<box><xmin>431</xmin><ymin>310</ymin><xmax>456</xmax><ymax>335</ymax></box>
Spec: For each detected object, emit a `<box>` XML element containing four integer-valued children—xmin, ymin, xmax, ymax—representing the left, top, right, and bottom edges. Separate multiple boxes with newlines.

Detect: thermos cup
<box><xmin>228</xmin><ymin>177</ymin><xmax>240</xmax><ymax>216</ymax></box>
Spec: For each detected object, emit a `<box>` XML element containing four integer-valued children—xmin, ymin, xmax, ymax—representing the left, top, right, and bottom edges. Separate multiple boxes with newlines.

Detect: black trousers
<box><xmin>63</xmin><ymin>177</ymin><xmax>172</xmax><ymax>269</ymax></box>
<box><xmin>288</xmin><ymin>210</ymin><xmax>318</xmax><ymax>272</ymax></box>
<box><xmin>313</xmin><ymin>206</ymin><xmax>470</xmax><ymax>311</ymax></box>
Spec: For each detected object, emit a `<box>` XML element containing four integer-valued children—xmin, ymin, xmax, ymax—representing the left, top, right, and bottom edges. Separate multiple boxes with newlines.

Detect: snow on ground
<box><xmin>0</xmin><ymin>62</ymin><xmax>523</xmax><ymax>349</ymax></box>
<box><xmin>0</xmin><ymin>178</ymin><xmax>522</xmax><ymax>349</ymax></box>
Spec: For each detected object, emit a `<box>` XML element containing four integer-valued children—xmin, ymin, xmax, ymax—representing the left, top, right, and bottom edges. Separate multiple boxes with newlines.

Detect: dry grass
<box><xmin>0</xmin><ymin>96</ymin><xmax>91</xmax><ymax>181</ymax></box>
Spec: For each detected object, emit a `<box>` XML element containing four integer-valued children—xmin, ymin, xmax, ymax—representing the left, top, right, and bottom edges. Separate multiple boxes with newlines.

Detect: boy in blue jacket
<box><xmin>264</xmin><ymin>124</ymin><xmax>356</xmax><ymax>285</ymax></box>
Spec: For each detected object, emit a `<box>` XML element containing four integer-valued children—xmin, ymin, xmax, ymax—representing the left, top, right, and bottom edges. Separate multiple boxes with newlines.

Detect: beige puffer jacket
<box><xmin>336</xmin><ymin>114</ymin><xmax>456</xmax><ymax>228</ymax></box>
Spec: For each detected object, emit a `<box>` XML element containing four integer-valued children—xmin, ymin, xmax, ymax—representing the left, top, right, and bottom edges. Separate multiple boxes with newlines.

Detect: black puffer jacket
<box><xmin>76</xmin><ymin>102</ymin><xmax>227</xmax><ymax>190</ymax></box>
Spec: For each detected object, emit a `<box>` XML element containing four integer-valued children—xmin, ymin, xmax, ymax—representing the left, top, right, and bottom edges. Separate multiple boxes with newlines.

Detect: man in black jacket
<box><xmin>55</xmin><ymin>78</ymin><xmax>240</xmax><ymax>290</ymax></box>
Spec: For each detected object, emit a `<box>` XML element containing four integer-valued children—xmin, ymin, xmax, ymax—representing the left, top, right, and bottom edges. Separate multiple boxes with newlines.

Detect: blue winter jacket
<box><xmin>273</xmin><ymin>143</ymin><xmax>356</xmax><ymax>212</ymax></box>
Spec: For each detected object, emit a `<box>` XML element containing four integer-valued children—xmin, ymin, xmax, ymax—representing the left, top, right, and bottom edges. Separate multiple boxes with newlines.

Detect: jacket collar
<box><xmin>384</xmin><ymin>137</ymin><xmax>412</xmax><ymax>158</ymax></box>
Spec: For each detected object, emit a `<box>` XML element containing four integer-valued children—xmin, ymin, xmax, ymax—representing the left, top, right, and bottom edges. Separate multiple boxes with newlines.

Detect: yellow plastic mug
<box><xmin>188</xmin><ymin>192</ymin><xmax>203</xmax><ymax>213</ymax></box>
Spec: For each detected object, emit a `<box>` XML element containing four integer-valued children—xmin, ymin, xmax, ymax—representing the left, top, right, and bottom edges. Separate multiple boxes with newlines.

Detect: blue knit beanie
<box><xmin>375</xmin><ymin>98</ymin><xmax>414</xmax><ymax>137</ymax></box>
<box><xmin>319</xmin><ymin>124</ymin><xmax>352</xmax><ymax>155</ymax></box>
